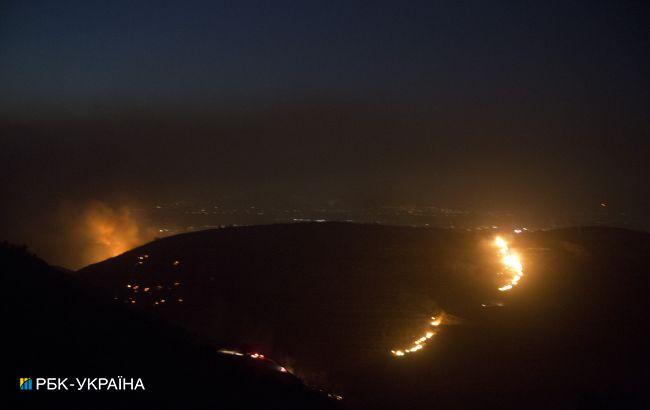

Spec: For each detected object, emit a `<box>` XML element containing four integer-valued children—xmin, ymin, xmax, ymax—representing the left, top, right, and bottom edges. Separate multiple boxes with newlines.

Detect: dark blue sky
<box><xmin>1</xmin><ymin>0</ymin><xmax>649</xmax><ymax>255</ymax></box>
<box><xmin>2</xmin><ymin>0</ymin><xmax>645</xmax><ymax>117</ymax></box>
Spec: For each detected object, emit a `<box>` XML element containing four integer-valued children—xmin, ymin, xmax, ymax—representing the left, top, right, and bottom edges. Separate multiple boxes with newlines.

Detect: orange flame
<box><xmin>494</xmin><ymin>236</ymin><xmax>524</xmax><ymax>291</ymax></box>
<box><xmin>390</xmin><ymin>313</ymin><xmax>444</xmax><ymax>357</ymax></box>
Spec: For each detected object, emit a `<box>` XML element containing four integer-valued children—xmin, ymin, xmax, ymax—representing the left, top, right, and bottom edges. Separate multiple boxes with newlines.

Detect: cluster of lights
<box><xmin>123</xmin><ymin>280</ymin><xmax>182</xmax><ymax>306</ymax></box>
<box><xmin>136</xmin><ymin>255</ymin><xmax>182</xmax><ymax>268</ymax></box>
<box><xmin>390</xmin><ymin>315</ymin><xmax>443</xmax><ymax>357</ymax></box>
<box><xmin>135</xmin><ymin>254</ymin><xmax>149</xmax><ymax>266</ymax></box>
<box><xmin>119</xmin><ymin>256</ymin><xmax>187</xmax><ymax>306</ymax></box>
<box><xmin>126</xmin><ymin>282</ymin><xmax>181</xmax><ymax>291</ymax></box>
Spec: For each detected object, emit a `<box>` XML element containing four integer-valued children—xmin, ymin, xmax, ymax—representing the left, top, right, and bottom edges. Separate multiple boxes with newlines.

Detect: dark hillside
<box><xmin>77</xmin><ymin>223</ymin><xmax>650</xmax><ymax>408</ymax></box>
<box><xmin>2</xmin><ymin>242</ymin><xmax>340</xmax><ymax>409</ymax></box>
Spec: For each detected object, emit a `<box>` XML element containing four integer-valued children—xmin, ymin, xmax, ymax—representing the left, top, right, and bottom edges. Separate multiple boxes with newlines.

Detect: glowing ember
<box><xmin>391</xmin><ymin>314</ymin><xmax>443</xmax><ymax>357</ymax></box>
<box><xmin>494</xmin><ymin>236</ymin><xmax>524</xmax><ymax>292</ymax></box>
<box><xmin>218</xmin><ymin>348</ymin><xmax>244</xmax><ymax>356</ymax></box>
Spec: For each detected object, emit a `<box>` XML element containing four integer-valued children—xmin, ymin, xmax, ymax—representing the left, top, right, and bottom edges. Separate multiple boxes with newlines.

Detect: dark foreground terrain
<box><xmin>5</xmin><ymin>223</ymin><xmax>650</xmax><ymax>409</ymax></box>
<box><xmin>2</xmin><ymin>242</ymin><xmax>341</xmax><ymax>410</ymax></box>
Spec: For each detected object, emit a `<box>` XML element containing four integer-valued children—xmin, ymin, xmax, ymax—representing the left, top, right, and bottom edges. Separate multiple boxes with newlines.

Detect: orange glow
<box><xmin>73</xmin><ymin>201</ymin><xmax>155</xmax><ymax>267</ymax></box>
<box><xmin>494</xmin><ymin>236</ymin><xmax>524</xmax><ymax>291</ymax></box>
<box><xmin>391</xmin><ymin>314</ymin><xmax>444</xmax><ymax>357</ymax></box>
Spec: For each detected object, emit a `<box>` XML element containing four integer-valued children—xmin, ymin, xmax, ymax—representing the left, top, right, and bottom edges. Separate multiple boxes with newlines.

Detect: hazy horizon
<box><xmin>2</xmin><ymin>0</ymin><xmax>648</xmax><ymax>267</ymax></box>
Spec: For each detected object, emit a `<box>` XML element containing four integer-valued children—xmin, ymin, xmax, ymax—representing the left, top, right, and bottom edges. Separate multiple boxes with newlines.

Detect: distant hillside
<box><xmin>2</xmin><ymin>241</ymin><xmax>341</xmax><ymax>410</ymax></box>
<box><xmin>75</xmin><ymin>222</ymin><xmax>650</xmax><ymax>409</ymax></box>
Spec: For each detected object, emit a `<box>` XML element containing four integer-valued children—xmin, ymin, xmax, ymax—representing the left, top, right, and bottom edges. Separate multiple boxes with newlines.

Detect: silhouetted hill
<box><xmin>2</xmin><ymin>241</ymin><xmax>341</xmax><ymax>410</ymax></box>
<box><xmin>73</xmin><ymin>222</ymin><xmax>650</xmax><ymax>408</ymax></box>
<box><xmin>76</xmin><ymin>222</ymin><xmax>650</xmax><ymax>409</ymax></box>
<box><xmin>79</xmin><ymin>223</ymin><xmax>650</xmax><ymax>409</ymax></box>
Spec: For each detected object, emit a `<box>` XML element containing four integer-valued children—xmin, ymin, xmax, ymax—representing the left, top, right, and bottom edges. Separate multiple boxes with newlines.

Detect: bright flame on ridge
<box><xmin>390</xmin><ymin>314</ymin><xmax>443</xmax><ymax>357</ymax></box>
<box><xmin>494</xmin><ymin>236</ymin><xmax>524</xmax><ymax>292</ymax></box>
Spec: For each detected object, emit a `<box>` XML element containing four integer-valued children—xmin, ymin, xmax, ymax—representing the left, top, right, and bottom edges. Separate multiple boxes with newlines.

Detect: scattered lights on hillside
<box><xmin>135</xmin><ymin>254</ymin><xmax>150</xmax><ymax>266</ymax></box>
<box><xmin>117</xmin><ymin>255</ymin><xmax>188</xmax><ymax>305</ymax></box>
<box><xmin>494</xmin><ymin>236</ymin><xmax>524</xmax><ymax>292</ymax></box>
<box><xmin>390</xmin><ymin>314</ymin><xmax>444</xmax><ymax>357</ymax></box>
<box><xmin>119</xmin><ymin>276</ymin><xmax>183</xmax><ymax>306</ymax></box>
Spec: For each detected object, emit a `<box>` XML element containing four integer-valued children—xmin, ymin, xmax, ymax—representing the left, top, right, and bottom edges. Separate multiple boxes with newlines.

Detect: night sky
<box><xmin>1</xmin><ymin>1</ymin><xmax>648</xmax><ymax>264</ymax></box>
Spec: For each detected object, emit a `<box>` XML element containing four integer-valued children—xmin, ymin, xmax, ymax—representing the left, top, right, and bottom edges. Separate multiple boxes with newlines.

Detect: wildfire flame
<box><xmin>494</xmin><ymin>236</ymin><xmax>523</xmax><ymax>291</ymax></box>
<box><xmin>389</xmin><ymin>236</ymin><xmax>524</xmax><ymax>359</ymax></box>
<box><xmin>390</xmin><ymin>314</ymin><xmax>444</xmax><ymax>357</ymax></box>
